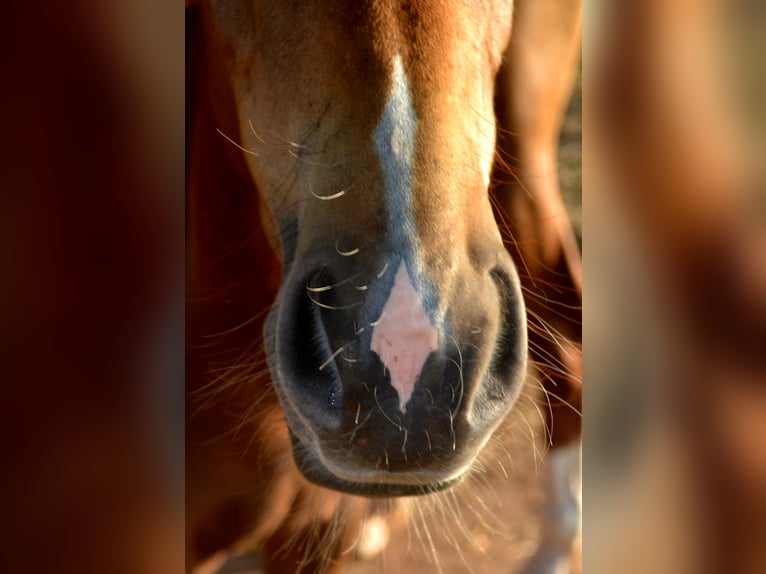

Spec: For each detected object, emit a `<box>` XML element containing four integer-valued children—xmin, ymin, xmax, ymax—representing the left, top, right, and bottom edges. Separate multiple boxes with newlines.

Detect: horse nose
<box><xmin>270</xmin><ymin>249</ymin><xmax>526</xmax><ymax>484</ymax></box>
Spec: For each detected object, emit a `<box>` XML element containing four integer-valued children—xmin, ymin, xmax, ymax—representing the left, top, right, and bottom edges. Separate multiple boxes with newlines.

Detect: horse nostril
<box><xmin>489</xmin><ymin>267</ymin><xmax>525</xmax><ymax>382</ymax></box>
<box><xmin>286</xmin><ymin>268</ymin><xmax>344</xmax><ymax>409</ymax></box>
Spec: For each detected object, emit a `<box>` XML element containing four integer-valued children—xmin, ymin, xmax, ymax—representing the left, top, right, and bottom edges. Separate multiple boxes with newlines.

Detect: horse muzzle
<box><xmin>265</xmin><ymin>238</ymin><xmax>527</xmax><ymax>496</ymax></box>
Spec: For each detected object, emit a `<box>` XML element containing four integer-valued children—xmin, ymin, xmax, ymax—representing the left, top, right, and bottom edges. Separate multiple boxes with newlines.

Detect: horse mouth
<box><xmin>287</xmin><ymin>429</ymin><xmax>465</xmax><ymax>497</ymax></box>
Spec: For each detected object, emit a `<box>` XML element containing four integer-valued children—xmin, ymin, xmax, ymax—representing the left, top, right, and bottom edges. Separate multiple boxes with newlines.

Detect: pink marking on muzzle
<box><xmin>370</xmin><ymin>263</ymin><xmax>439</xmax><ymax>413</ymax></box>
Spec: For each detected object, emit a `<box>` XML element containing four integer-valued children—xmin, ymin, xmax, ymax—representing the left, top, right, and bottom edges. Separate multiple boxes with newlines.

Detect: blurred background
<box><xmin>3</xmin><ymin>2</ymin><xmax>185</xmax><ymax>572</ymax></box>
<box><xmin>584</xmin><ymin>1</ymin><xmax>766</xmax><ymax>573</ymax></box>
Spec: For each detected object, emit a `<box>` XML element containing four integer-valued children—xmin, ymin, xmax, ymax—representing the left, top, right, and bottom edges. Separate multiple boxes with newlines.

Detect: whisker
<box><xmin>347</xmin><ymin>409</ymin><xmax>372</xmax><ymax>444</ymax></box>
<box><xmin>309</xmin><ymin>180</ymin><xmax>346</xmax><ymax>200</ymax></box>
<box><xmin>318</xmin><ymin>346</ymin><xmax>344</xmax><ymax>371</ymax></box>
<box><xmin>536</xmin><ymin>386</ymin><xmax>582</xmax><ymax>418</ymax></box>
<box><xmin>448</xmin><ymin>334</ymin><xmax>466</xmax><ymax>416</ymax></box>
<box><xmin>247</xmin><ymin>118</ymin><xmax>269</xmax><ymax>144</ymax></box>
<box><xmin>306</xmin><ymin>290</ymin><xmax>361</xmax><ymax>310</ymax></box>
<box><xmin>216</xmin><ymin>127</ymin><xmax>260</xmax><ymax>156</ymax></box>
<box><xmin>414</xmin><ymin>501</ymin><xmax>444</xmax><ymax>573</ymax></box>
<box><xmin>335</xmin><ymin>240</ymin><xmax>360</xmax><ymax>256</ymax></box>
<box><xmin>376</xmin><ymin>261</ymin><xmax>390</xmax><ymax>278</ymax></box>
<box><xmin>306</xmin><ymin>271</ymin><xmax>365</xmax><ymax>293</ymax></box>
<box><xmin>373</xmin><ymin>386</ymin><xmax>404</xmax><ymax>431</ymax></box>
<box><xmin>288</xmin><ymin>148</ymin><xmax>345</xmax><ymax>168</ymax></box>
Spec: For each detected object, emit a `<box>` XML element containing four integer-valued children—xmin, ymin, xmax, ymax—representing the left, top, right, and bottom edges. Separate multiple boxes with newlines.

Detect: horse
<box><xmin>186</xmin><ymin>1</ymin><xmax>582</xmax><ymax>572</ymax></box>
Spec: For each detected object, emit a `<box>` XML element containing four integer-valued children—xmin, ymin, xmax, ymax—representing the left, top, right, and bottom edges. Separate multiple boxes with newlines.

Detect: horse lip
<box><xmin>287</xmin><ymin>429</ymin><xmax>466</xmax><ymax>497</ymax></box>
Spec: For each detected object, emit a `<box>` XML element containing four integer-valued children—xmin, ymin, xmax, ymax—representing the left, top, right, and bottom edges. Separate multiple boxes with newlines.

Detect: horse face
<box><xmin>204</xmin><ymin>0</ymin><xmax>524</xmax><ymax>495</ymax></box>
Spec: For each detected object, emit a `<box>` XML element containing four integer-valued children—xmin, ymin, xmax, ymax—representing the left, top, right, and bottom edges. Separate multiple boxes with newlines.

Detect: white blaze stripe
<box><xmin>370</xmin><ymin>55</ymin><xmax>439</xmax><ymax>412</ymax></box>
<box><xmin>370</xmin><ymin>263</ymin><xmax>438</xmax><ymax>413</ymax></box>
<box><xmin>373</xmin><ymin>53</ymin><xmax>418</xmax><ymax>249</ymax></box>
<box><xmin>367</xmin><ymin>58</ymin><xmax>499</xmax><ymax>415</ymax></box>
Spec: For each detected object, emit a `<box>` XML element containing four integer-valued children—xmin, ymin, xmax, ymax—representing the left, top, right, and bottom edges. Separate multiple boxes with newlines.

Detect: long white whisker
<box><xmin>216</xmin><ymin>127</ymin><xmax>260</xmax><ymax>156</ymax></box>
<box><xmin>335</xmin><ymin>240</ymin><xmax>360</xmax><ymax>256</ymax></box>
<box><xmin>306</xmin><ymin>290</ymin><xmax>361</xmax><ymax>310</ymax></box>
<box><xmin>309</xmin><ymin>180</ymin><xmax>346</xmax><ymax>200</ymax></box>
<box><xmin>306</xmin><ymin>271</ymin><xmax>365</xmax><ymax>293</ymax></box>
